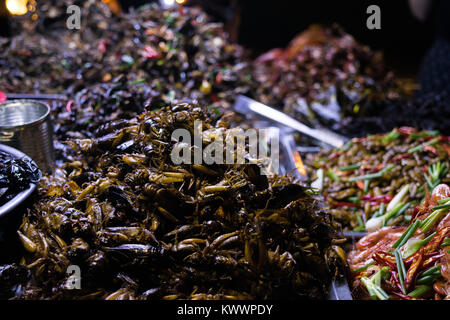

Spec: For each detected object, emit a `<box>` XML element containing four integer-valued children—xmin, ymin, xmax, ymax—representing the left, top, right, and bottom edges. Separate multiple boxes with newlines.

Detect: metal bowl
<box><xmin>0</xmin><ymin>143</ymin><xmax>40</xmax><ymax>219</ymax></box>
<box><xmin>0</xmin><ymin>100</ymin><xmax>54</xmax><ymax>173</ymax></box>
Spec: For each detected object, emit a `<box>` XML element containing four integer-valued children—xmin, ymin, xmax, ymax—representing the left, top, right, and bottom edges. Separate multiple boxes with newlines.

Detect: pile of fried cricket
<box><xmin>0</xmin><ymin>103</ymin><xmax>346</xmax><ymax>300</ymax></box>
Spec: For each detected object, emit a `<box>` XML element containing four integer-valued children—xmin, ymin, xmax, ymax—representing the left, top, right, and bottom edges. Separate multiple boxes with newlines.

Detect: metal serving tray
<box><xmin>278</xmin><ymin>132</ymin><xmax>353</xmax><ymax>300</ymax></box>
<box><xmin>0</xmin><ymin>143</ymin><xmax>40</xmax><ymax>219</ymax></box>
<box><xmin>233</xmin><ymin>96</ymin><xmax>366</xmax><ymax>240</ymax></box>
<box><xmin>233</xmin><ymin>97</ymin><xmax>357</xmax><ymax>299</ymax></box>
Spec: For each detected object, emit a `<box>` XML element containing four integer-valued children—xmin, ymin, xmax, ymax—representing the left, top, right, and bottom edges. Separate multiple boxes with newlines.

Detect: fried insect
<box><xmin>0</xmin><ymin>151</ymin><xmax>40</xmax><ymax>206</ymax></box>
<box><xmin>2</xmin><ymin>103</ymin><xmax>344</xmax><ymax>300</ymax></box>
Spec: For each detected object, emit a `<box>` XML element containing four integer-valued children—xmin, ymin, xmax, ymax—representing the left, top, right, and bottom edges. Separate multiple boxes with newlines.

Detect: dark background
<box><xmin>0</xmin><ymin>0</ymin><xmax>436</xmax><ymax>77</ymax></box>
<box><xmin>235</xmin><ymin>0</ymin><xmax>434</xmax><ymax>77</ymax></box>
<box><xmin>178</xmin><ymin>0</ymin><xmax>435</xmax><ymax>77</ymax></box>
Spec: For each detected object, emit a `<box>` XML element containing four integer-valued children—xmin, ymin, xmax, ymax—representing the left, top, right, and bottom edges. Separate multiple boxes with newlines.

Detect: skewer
<box><xmin>5</xmin><ymin>93</ymin><xmax>68</xmax><ymax>101</ymax></box>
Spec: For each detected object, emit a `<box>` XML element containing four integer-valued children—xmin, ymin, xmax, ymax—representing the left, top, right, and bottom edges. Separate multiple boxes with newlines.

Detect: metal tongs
<box><xmin>232</xmin><ymin>97</ymin><xmax>353</xmax><ymax>299</ymax></box>
<box><xmin>233</xmin><ymin>95</ymin><xmax>347</xmax><ymax>149</ymax></box>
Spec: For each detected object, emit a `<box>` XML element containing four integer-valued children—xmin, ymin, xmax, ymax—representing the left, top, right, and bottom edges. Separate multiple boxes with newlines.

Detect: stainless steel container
<box><xmin>0</xmin><ymin>100</ymin><xmax>54</xmax><ymax>173</ymax></box>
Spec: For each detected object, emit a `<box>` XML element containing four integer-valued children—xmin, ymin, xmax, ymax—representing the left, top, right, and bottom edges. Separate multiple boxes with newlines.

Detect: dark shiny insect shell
<box><xmin>0</xmin><ymin>151</ymin><xmax>40</xmax><ymax>205</ymax></box>
<box><xmin>3</xmin><ymin>103</ymin><xmax>345</xmax><ymax>300</ymax></box>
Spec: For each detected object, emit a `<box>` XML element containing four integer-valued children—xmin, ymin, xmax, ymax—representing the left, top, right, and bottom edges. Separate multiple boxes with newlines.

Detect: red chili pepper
<box><xmin>392</xmin><ymin>292</ymin><xmax>424</xmax><ymax>300</ymax></box>
<box><xmin>215</xmin><ymin>72</ymin><xmax>223</xmax><ymax>85</ymax></box>
<box><xmin>98</xmin><ymin>39</ymin><xmax>110</xmax><ymax>53</ymax></box>
<box><xmin>210</xmin><ymin>93</ymin><xmax>219</xmax><ymax>103</ymax></box>
<box><xmin>423</xmin><ymin>145</ymin><xmax>438</xmax><ymax>155</ymax></box>
<box><xmin>255</xmin><ymin>48</ymin><xmax>284</xmax><ymax>63</ymax></box>
<box><xmin>392</xmin><ymin>153</ymin><xmax>412</xmax><ymax>162</ymax></box>
<box><xmin>329</xmin><ymin>152</ymin><xmax>341</xmax><ymax>159</ymax></box>
<box><xmin>361</xmin><ymin>195</ymin><xmax>393</xmax><ymax>203</ymax></box>
<box><xmin>18</xmin><ymin>50</ymin><xmax>31</xmax><ymax>56</ymax></box>
<box><xmin>331</xmin><ymin>201</ymin><xmax>359</xmax><ymax>208</ymax></box>
<box><xmin>143</xmin><ymin>46</ymin><xmax>161</xmax><ymax>59</ymax></box>
<box><xmin>390</xmin><ymin>270</ymin><xmax>404</xmax><ymax>292</ymax></box>
<box><xmin>442</xmin><ymin>144</ymin><xmax>450</xmax><ymax>157</ymax></box>
<box><xmin>410</xmin><ymin>207</ymin><xmax>421</xmax><ymax>222</ymax></box>
<box><xmin>372</xmin><ymin>251</ymin><xmax>396</xmax><ymax>269</ymax></box>
<box><xmin>433</xmin><ymin>282</ymin><xmax>446</xmax><ymax>296</ymax></box>
<box><xmin>424</xmin><ymin>227</ymin><xmax>450</xmax><ymax>255</ymax></box>
<box><xmin>65</xmin><ymin>100</ymin><xmax>74</xmax><ymax>113</ymax></box>
<box><xmin>356</xmin><ymin>180</ymin><xmax>365</xmax><ymax>190</ymax></box>
<box><xmin>405</xmin><ymin>248</ymin><xmax>423</xmax><ymax>291</ymax></box>
<box><xmin>405</xmin><ymin>246</ymin><xmax>425</xmax><ymax>265</ymax></box>
<box><xmin>422</xmin><ymin>253</ymin><xmax>444</xmax><ymax>270</ymax></box>
<box><xmin>398</xmin><ymin>127</ymin><xmax>417</xmax><ymax>135</ymax></box>
<box><xmin>0</xmin><ymin>90</ymin><xmax>6</xmax><ymax>103</ymax></box>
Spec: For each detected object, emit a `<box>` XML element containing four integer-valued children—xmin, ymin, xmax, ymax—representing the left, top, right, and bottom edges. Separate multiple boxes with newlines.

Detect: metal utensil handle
<box><xmin>280</xmin><ymin>132</ymin><xmax>308</xmax><ymax>181</ymax></box>
<box><xmin>5</xmin><ymin>93</ymin><xmax>68</xmax><ymax>101</ymax></box>
<box><xmin>234</xmin><ymin>95</ymin><xmax>346</xmax><ymax>148</ymax></box>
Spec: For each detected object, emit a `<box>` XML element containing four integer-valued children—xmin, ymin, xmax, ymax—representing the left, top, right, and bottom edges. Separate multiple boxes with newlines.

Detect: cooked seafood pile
<box><xmin>304</xmin><ymin>128</ymin><xmax>450</xmax><ymax>231</ymax></box>
<box><xmin>337</xmin><ymin>92</ymin><xmax>450</xmax><ymax>137</ymax></box>
<box><xmin>0</xmin><ymin>151</ymin><xmax>40</xmax><ymax>207</ymax></box>
<box><xmin>252</xmin><ymin>25</ymin><xmax>411</xmax><ymax>129</ymax></box>
<box><xmin>0</xmin><ymin>104</ymin><xmax>345</xmax><ymax>300</ymax></box>
<box><xmin>252</xmin><ymin>25</ymin><xmax>450</xmax><ymax>136</ymax></box>
<box><xmin>348</xmin><ymin>184</ymin><xmax>450</xmax><ymax>300</ymax></box>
